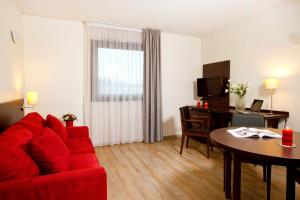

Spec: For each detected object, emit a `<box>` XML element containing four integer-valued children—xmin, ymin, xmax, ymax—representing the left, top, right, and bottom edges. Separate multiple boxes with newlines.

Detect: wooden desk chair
<box><xmin>232</xmin><ymin>113</ymin><xmax>266</xmax><ymax>127</ymax></box>
<box><xmin>179</xmin><ymin>106</ymin><xmax>211</xmax><ymax>158</ymax></box>
<box><xmin>231</xmin><ymin>113</ymin><xmax>272</xmax><ymax>200</ymax></box>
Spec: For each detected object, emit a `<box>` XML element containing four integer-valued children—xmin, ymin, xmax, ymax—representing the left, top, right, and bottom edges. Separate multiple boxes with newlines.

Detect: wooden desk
<box><xmin>189</xmin><ymin>106</ymin><xmax>289</xmax><ymax>129</ymax></box>
<box><xmin>210</xmin><ymin>128</ymin><xmax>300</xmax><ymax>200</ymax></box>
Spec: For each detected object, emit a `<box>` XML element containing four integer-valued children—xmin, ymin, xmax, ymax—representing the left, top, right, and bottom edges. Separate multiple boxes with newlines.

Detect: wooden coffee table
<box><xmin>210</xmin><ymin>128</ymin><xmax>300</xmax><ymax>200</ymax></box>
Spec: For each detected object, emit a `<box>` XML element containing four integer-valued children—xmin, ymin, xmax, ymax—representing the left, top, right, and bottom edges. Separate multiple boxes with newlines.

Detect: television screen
<box><xmin>197</xmin><ymin>77</ymin><xmax>228</xmax><ymax>97</ymax></box>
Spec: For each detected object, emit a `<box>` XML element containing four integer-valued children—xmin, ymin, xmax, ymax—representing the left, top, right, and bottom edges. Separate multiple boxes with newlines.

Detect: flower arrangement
<box><xmin>225</xmin><ymin>80</ymin><xmax>250</xmax><ymax>98</ymax></box>
<box><xmin>226</xmin><ymin>80</ymin><xmax>250</xmax><ymax>111</ymax></box>
<box><xmin>62</xmin><ymin>113</ymin><xmax>77</xmax><ymax>121</ymax></box>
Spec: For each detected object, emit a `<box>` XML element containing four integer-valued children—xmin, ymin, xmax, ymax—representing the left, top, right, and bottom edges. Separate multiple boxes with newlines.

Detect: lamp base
<box><xmin>20</xmin><ymin>105</ymin><xmax>33</xmax><ymax>111</ymax></box>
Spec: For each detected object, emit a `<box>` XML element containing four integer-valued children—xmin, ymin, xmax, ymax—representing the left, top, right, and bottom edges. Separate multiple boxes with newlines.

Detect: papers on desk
<box><xmin>227</xmin><ymin>127</ymin><xmax>282</xmax><ymax>138</ymax></box>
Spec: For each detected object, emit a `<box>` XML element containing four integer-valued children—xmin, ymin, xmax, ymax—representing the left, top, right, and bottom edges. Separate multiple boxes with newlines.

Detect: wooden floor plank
<box><xmin>95</xmin><ymin>136</ymin><xmax>300</xmax><ymax>200</ymax></box>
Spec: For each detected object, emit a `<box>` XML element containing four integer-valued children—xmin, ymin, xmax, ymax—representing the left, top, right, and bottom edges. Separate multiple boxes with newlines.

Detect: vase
<box><xmin>235</xmin><ymin>95</ymin><xmax>246</xmax><ymax>112</ymax></box>
<box><xmin>65</xmin><ymin>120</ymin><xmax>74</xmax><ymax>127</ymax></box>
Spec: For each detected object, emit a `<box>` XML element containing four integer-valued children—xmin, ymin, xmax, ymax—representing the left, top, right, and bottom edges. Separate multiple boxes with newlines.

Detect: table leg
<box><xmin>266</xmin><ymin>164</ymin><xmax>271</xmax><ymax>200</ymax></box>
<box><xmin>223</xmin><ymin>151</ymin><xmax>232</xmax><ymax>199</ymax></box>
<box><xmin>284</xmin><ymin>118</ymin><xmax>287</xmax><ymax>128</ymax></box>
<box><xmin>233</xmin><ymin>153</ymin><xmax>241</xmax><ymax>200</ymax></box>
<box><xmin>286</xmin><ymin>166</ymin><xmax>295</xmax><ymax>200</ymax></box>
<box><xmin>223</xmin><ymin>152</ymin><xmax>225</xmax><ymax>191</ymax></box>
<box><xmin>266</xmin><ymin>119</ymin><xmax>279</xmax><ymax>128</ymax></box>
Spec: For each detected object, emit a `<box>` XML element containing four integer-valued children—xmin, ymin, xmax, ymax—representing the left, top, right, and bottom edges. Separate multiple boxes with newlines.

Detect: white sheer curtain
<box><xmin>84</xmin><ymin>25</ymin><xmax>143</xmax><ymax>146</ymax></box>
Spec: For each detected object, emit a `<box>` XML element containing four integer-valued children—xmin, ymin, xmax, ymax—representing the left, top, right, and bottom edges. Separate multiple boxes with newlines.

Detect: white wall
<box><xmin>23</xmin><ymin>15</ymin><xmax>84</xmax><ymax>124</ymax></box>
<box><xmin>161</xmin><ymin>33</ymin><xmax>202</xmax><ymax>136</ymax></box>
<box><xmin>0</xmin><ymin>0</ymin><xmax>24</xmax><ymax>103</ymax></box>
<box><xmin>22</xmin><ymin>15</ymin><xmax>202</xmax><ymax>134</ymax></box>
<box><xmin>202</xmin><ymin>1</ymin><xmax>300</xmax><ymax>130</ymax></box>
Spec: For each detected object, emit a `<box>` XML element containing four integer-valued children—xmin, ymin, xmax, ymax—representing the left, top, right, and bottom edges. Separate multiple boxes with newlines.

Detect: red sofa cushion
<box><xmin>66</xmin><ymin>126</ymin><xmax>90</xmax><ymax>138</ymax></box>
<box><xmin>0</xmin><ymin>124</ymin><xmax>32</xmax><ymax>144</ymax></box>
<box><xmin>0</xmin><ymin>146</ymin><xmax>39</xmax><ymax>182</ymax></box>
<box><xmin>0</xmin><ymin>167</ymin><xmax>107</xmax><ymax>200</ymax></box>
<box><xmin>46</xmin><ymin>114</ymin><xmax>68</xmax><ymax>144</ymax></box>
<box><xmin>29</xmin><ymin>127</ymin><xmax>70</xmax><ymax>174</ymax></box>
<box><xmin>15</xmin><ymin>112</ymin><xmax>46</xmax><ymax>137</ymax></box>
<box><xmin>70</xmin><ymin>153</ymin><xmax>99</xmax><ymax>170</ymax></box>
<box><xmin>0</xmin><ymin>124</ymin><xmax>33</xmax><ymax>152</ymax></box>
<box><xmin>18</xmin><ymin>119</ymin><xmax>44</xmax><ymax>137</ymax></box>
<box><xmin>22</xmin><ymin>112</ymin><xmax>46</xmax><ymax>125</ymax></box>
<box><xmin>67</xmin><ymin>137</ymin><xmax>95</xmax><ymax>154</ymax></box>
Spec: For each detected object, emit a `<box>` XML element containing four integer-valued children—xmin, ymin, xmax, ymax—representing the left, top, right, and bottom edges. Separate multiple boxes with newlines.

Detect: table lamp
<box><xmin>264</xmin><ymin>78</ymin><xmax>279</xmax><ymax>114</ymax></box>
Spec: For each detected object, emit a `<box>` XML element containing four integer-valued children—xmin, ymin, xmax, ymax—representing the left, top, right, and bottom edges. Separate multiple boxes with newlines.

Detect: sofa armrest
<box><xmin>0</xmin><ymin>167</ymin><xmax>107</xmax><ymax>200</ymax></box>
<box><xmin>66</xmin><ymin>126</ymin><xmax>89</xmax><ymax>138</ymax></box>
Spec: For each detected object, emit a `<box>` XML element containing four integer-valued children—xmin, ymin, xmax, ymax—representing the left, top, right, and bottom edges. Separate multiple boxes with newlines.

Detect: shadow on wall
<box><xmin>258</xmin><ymin>83</ymin><xmax>270</xmax><ymax>109</ymax></box>
<box><xmin>258</xmin><ymin>83</ymin><xmax>270</xmax><ymax>97</ymax></box>
<box><xmin>193</xmin><ymin>80</ymin><xmax>198</xmax><ymax>101</ymax></box>
<box><xmin>163</xmin><ymin>117</ymin><xmax>179</xmax><ymax>136</ymax></box>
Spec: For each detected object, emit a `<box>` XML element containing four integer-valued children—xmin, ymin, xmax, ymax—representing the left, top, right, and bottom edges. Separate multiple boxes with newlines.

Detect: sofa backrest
<box><xmin>0</xmin><ymin>113</ymin><xmax>45</xmax><ymax>182</ymax></box>
<box><xmin>0</xmin><ymin>112</ymin><xmax>73</xmax><ymax>182</ymax></box>
<box><xmin>0</xmin><ymin>112</ymin><xmax>45</xmax><ymax>150</ymax></box>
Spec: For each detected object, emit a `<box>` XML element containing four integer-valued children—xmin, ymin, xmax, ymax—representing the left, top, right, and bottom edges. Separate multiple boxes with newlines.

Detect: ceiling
<box><xmin>16</xmin><ymin>0</ymin><xmax>288</xmax><ymax>36</ymax></box>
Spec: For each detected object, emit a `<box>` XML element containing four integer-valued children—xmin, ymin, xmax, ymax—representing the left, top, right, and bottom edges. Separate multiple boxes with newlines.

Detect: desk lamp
<box><xmin>264</xmin><ymin>78</ymin><xmax>279</xmax><ymax>114</ymax></box>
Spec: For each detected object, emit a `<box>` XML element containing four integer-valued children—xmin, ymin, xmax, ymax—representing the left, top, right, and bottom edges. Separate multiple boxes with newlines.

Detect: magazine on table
<box><xmin>227</xmin><ymin>127</ymin><xmax>282</xmax><ymax>138</ymax></box>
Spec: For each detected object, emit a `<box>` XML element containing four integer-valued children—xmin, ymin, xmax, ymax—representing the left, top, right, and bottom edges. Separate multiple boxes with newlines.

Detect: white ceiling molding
<box><xmin>85</xmin><ymin>21</ymin><xmax>142</xmax><ymax>33</ymax></box>
<box><xmin>16</xmin><ymin>0</ymin><xmax>289</xmax><ymax>36</ymax></box>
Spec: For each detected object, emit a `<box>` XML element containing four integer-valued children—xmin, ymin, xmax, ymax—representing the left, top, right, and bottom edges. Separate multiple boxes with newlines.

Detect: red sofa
<box><xmin>0</xmin><ymin>112</ymin><xmax>107</xmax><ymax>200</ymax></box>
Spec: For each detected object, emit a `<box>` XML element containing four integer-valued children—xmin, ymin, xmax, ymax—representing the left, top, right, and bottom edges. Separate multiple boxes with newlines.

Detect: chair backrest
<box><xmin>179</xmin><ymin>106</ymin><xmax>190</xmax><ymax>121</ymax></box>
<box><xmin>231</xmin><ymin>113</ymin><xmax>265</xmax><ymax>127</ymax></box>
<box><xmin>179</xmin><ymin>106</ymin><xmax>191</xmax><ymax>131</ymax></box>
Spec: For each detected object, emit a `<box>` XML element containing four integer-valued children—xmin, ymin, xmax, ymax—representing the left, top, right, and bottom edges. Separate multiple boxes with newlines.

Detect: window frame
<box><xmin>91</xmin><ymin>39</ymin><xmax>144</xmax><ymax>102</ymax></box>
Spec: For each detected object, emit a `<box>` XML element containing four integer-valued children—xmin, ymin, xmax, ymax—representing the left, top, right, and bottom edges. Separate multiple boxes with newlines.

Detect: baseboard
<box><xmin>163</xmin><ymin>128</ymin><xmax>181</xmax><ymax>137</ymax></box>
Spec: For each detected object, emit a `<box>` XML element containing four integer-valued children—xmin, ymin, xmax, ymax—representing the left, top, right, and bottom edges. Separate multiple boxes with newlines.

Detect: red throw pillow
<box><xmin>23</xmin><ymin>112</ymin><xmax>46</xmax><ymax>125</ymax></box>
<box><xmin>46</xmin><ymin>114</ymin><xmax>68</xmax><ymax>143</ymax></box>
<box><xmin>0</xmin><ymin>146</ymin><xmax>40</xmax><ymax>182</ymax></box>
<box><xmin>18</xmin><ymin>119</ymin><xmax>44</xmax><ymax>137</ymax></box>
<box><xmin>29</xmin><ymin>127</ymin><xmax>70</xmax><ymax>174</ymax></box>
<box><xmin>0</xmin><ymin>124</ymin><xmax>33</xmax><ymax>152</ymax></box>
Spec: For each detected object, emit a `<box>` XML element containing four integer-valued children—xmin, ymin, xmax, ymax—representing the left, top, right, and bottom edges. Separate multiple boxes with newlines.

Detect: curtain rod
<box><xmin>85</xmin><ymin>21</ymin><xmax>143</xmax><ymax>32</ymax></box>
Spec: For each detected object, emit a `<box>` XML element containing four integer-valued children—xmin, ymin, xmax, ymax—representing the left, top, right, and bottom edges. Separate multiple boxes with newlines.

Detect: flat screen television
<box><xmin>197</xmin><ymin>77</ymin><xmax>228</xmax><ymax>98</ymax></box>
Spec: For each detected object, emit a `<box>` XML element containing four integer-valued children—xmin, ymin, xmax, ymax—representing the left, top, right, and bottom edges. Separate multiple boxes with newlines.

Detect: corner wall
<box><xmin>23</xmin><ymin>15</ymin><xmax>202</xmax><ymax>133</ymax></box>
<box><xmin>23</xmin><ymin>15</ymin><xmax>84</xmax><ymax>123</ymax></box>
<box><xmin>202</xmin><ymin>0</ymin><xmax>300</xmax><ymax>130</ymax></box>
<box><xmin>161</xmin><ymin>33</ymin><xmax>202</xmax><ymax>135</ymax></box>
<box><xmin>0</xmin><ymin>0</ymin><xmax>24</xmax><ymax>103</ymax></box>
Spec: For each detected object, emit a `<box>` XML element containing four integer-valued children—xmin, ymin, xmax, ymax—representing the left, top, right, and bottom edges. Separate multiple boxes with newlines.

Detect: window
<box><xmin>91</xmin><ymin>40</ymin><xmax>143</xmax><ymax>101</ymax></box>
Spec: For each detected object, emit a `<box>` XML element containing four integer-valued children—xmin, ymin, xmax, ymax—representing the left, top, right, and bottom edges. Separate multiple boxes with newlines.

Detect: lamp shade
<box><xmin>264</xmin><ymin>78</ymin><xmax>279</xmax><ymax>90</ymax></box>
<box><xmin>27</xmin><ymin>91</ymin><xmax>38</xmax><ymax>105</ymax></box>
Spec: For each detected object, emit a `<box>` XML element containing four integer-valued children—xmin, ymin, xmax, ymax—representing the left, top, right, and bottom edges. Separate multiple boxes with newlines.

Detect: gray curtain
<box><xmin>142</xmin><ymin>28</ymin><xmax>163</xmax><ymax>143</ymax></box>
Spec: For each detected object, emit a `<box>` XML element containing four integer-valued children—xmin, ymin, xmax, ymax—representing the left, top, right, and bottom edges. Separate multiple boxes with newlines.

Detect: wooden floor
<box><xmin>94</xmin><ymin>136</ymin><xmax>300</xmax><ymax>200</ymax></box>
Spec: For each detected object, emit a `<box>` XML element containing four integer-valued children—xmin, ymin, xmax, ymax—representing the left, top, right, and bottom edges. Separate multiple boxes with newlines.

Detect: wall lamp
<box><xmin>21</xmin><ymin>91</ymin><xmax>38</xmax><ymax>110</ymax></box>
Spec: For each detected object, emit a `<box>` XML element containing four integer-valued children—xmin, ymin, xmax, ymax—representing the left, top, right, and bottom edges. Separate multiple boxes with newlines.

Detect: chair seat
<box><xmin>187</xmin><ymin>126</ymin><xmax>210</xmax><ymax>133</ymax></box>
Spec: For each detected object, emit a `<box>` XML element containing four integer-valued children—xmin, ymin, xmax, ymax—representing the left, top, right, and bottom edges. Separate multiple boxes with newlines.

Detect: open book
<box><xmin>227</xmin><ymin>127</ymin><xmax>282</xmax><ymax>138</ymax></box>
